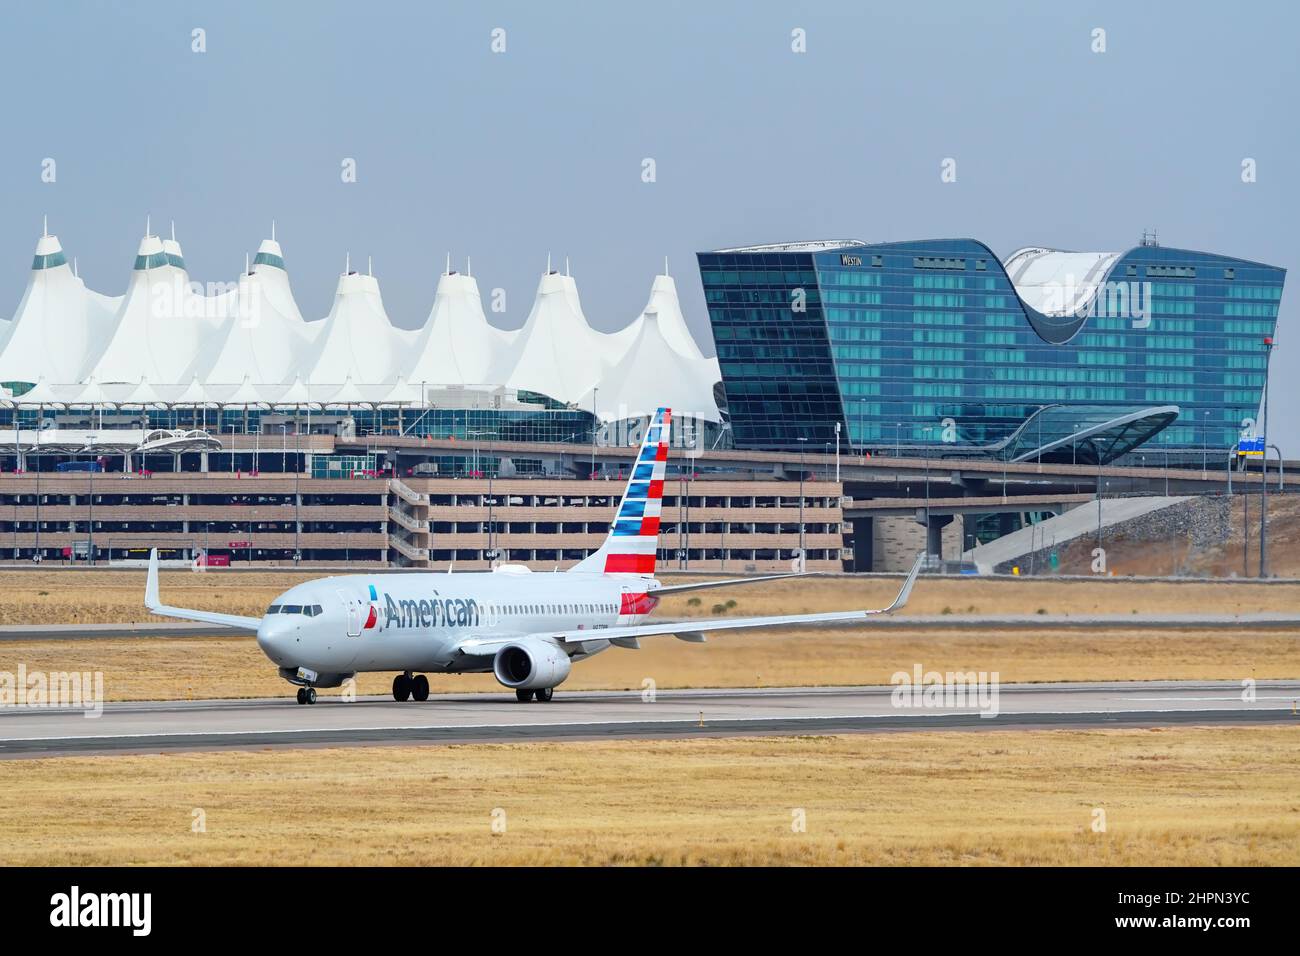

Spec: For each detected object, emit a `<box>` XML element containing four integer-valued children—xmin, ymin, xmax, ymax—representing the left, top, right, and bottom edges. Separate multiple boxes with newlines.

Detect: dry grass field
<box><xmin>2</xmin><ymin>566</ymin><xmax>1299</xmax><ymax>626</ymax></box>
<box><xmin>3</xmin><ymin>727</ymin><xmax>1297</xmax><ymax>866</ymax></box>
<box><xmin>5</xmin><ymin>629</ymin><xmax>1299</xmax><ymax>701</ymax></box>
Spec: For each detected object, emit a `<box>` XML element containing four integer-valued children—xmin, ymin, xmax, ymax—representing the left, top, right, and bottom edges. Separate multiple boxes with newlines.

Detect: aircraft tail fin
<box><xmin>570</xmin><ymin>407</ymin><xmax>670</xmax><ymax>576</ymax></box>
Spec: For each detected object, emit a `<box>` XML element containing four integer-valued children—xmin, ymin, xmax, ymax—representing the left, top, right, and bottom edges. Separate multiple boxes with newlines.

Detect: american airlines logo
<box><xmin>840</xmin><ymin>254</ymin><xmax>863</xmax><ymax>266</ymax></box>
<box><xmin>383</xmin><ymin>591</ymin><xmax>481</xmax><ymax>629</ymax></box>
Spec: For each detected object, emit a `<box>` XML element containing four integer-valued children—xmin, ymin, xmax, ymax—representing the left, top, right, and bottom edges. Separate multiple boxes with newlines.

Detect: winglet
<box><xmin>145</xmin><ymin>548</ymin><xmax>161</xmax><ymax>610</ymax></box>
<box><xmin>882</xmin><ymin>553</ymin><xmax>924</xmax><ymax>614</ymax></box>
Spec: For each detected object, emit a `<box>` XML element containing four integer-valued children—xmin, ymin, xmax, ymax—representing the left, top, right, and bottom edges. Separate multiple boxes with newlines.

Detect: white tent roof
<box><xmin>0</xmin><ymin>232</ymin><xmax>122</xmax><ymax>385</ymax></box>
<box><xmin>87</xmin><ymin>233</ymin><xmax>231</xmax><ymax>384</ymax></box>
<box><xmin>72</xmin><ymin>377</ymin><xmax>112</xmax><ymax>406</ymax></box>
<box><xmin>324</xmin><ymin>376</ymin><xmax>370</xmax><ymax>407</ymax></box>
<box><xmin>173</xmin><ymin>376</ymin><xmax>215</xmax><ymax>407</ymax></box>
<box><xmin>199</xmin><ymin>241</ymin><xmax>315</xmax><ymax>386</ymax></box>
<box><xmin>606</xmin><ymin>272</ymin><xmax>712</xmax><ymax>365</ymax></box>
<box><xmin>303</xmin><ymin>269</ymin><xmax>398</xmax><ymax>387</ymax></box>
<box><xmin>121</xmin><ymin>377</ymin><xmax>169</xmax><ymax>408</ymax></box>
<box><xmin>11</xmin><ymin>377</ymin><xmax>72</xmax><ymax>407</ymax></box>
<box><xmin>215</xmin><ymin>375</ymin><xmax>267</xmax><ymax>407</ymax></box>
<box><xmin>578</xmin><ymin>309</ymin><xmax>722</xmax><ymax>423</ymax></box>
<box><xmin>273</xmin><ymin>376</ymin><xmax>319</xmax><ymax>407</ymax></box>
<box><xmin>405</xmin><ymin>266</ymin><xmax>515</xmax><ymax>387</ymax></box>
<box><xmin>503</xmin><ymin>269</ymin><xmax>609</xmax><ymax>405</ymax></box>
<box><xmin>378</xmin><ymin>374</ymin><xmax>422</xmax><ymax>406</ymax></box>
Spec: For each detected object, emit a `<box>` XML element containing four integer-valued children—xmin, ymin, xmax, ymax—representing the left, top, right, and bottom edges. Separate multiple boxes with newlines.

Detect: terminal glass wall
<box><xmin>699</xmin><ymin>240</ymin><xmax>1284</xmax><ymax>454</ymax></box>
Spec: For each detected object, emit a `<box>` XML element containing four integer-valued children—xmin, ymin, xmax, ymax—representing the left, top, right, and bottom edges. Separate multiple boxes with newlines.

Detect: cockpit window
<box><xmin>280</xmin><ymin>604</ymin><xmax>303</xmax><ymax>614</ymax></box>
<box><xmin>305</xmin><ymin>605</ymin><xmax>323</xmax><ymax>617</ymax></box>
<box><xmin>267</xmin><ymin>604</ymin><xmax>282</xmax><ymax>614</ymax></box>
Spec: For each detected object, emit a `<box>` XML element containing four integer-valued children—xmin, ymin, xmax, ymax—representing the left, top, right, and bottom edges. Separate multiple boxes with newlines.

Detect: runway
<box><xmin>3</xmin><ymin>611</ymin><xmax>1298</xmax><ymax>641</ymax></box>
<box><xmin>1</xmin><ymin>680</ymin><xmax>1296</xmax><ymax>757</ymax></box>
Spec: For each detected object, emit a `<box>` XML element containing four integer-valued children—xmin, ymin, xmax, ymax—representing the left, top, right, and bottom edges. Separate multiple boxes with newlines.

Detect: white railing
<box><xmin>388</xmin><ymin>477</ymin><xmax>425</xmax><ymax>505</ymax></box>
<box><xmin>388</xmin><ymin>505</ymin><xmax>427</xmax><ymax>532</ymax></box>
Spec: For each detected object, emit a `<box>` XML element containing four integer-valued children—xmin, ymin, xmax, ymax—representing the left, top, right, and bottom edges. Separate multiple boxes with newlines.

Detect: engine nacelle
<box><xmin>493</xmin><ymin>638</ymin><xmax>572</xmax><ymax>691</ymax></box>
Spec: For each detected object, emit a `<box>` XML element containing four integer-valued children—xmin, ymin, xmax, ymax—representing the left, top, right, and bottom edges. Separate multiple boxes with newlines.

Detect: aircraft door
<box><xmin>339</xmin><ymin>590</ymin><xmax>362</xmax><ymax>637</ymax></box>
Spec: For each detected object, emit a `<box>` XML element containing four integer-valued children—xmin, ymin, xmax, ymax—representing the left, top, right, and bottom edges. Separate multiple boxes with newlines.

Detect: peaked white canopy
<box><xmin>503</xmin><ymin>270</ymin><xmax>610</xmax><ymax>405</ymax></box>
<box><xmin>0</xmin><ymin>228</ymin><xmax>721</xmax><ymax>418</ymax></box>
<box><xmin>304</xmin><ymin>270</ymin><xmax>397</xmax><ymax>387</ymax></box>
<box><xmin>273</xmin><ymin>377</ymin><xmax>318</xmax><ymax>408</ymax></box>
<box><xmin>578</xmin><ymin>309</ymin><xmax>722</xmax><ymax>423</ymax></box>
<box><xmin>199</xmin><ymin>257</ymin><xmax>314</xmax><ymax>386</ymax></box>
<box><xmin>173</xmin><ymin>377</ymin><xmax>215</xmax><ymax>407</ymax></box>
<box><xmin>405</xmin><ymin>268</ymin><xmax>515</xmax><ymax>387</ymax></box>
<box><xmin>73</xmin><ymin>377</ymin><xmax>113</xmax><ymax>406</ymax></box>
<box><xmin>122</xmin><ymin>377</ymin><xmax>169</xmax><ymax>408</ymax></box>
<box><xmin>379</xmin><ymin>374</ymin><xmax>423</xmax><ymax>406</ymax></box>
<box><xmin>213</xmin><ymin>376</ymin><xmax>267</xmax><ymax>408</ymax></box>
<box><xmin>606</xmin><ymin>273</ymin><xmax>713</xmax><ymax>366</ymax></box>
<box><xmin>324</xmin><ymin>376</ymin><xmax>370</xmax><ymax>407</ymax></box>
<box><xmin>0</xmin><ymin>233</ymin><xmax>121</xmax><ymax>384</ymax></box>
<box><xmin>87</xmin><ymin>234</ymin><xmax>229</xmax><ymax>384</ymax></box>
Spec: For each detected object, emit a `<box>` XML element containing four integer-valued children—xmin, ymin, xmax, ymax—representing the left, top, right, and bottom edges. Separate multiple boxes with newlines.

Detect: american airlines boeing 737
<box><xmin>144</xmin><ymin>408</ymin><xmax>923</xmax><ymax>704</ymax></box>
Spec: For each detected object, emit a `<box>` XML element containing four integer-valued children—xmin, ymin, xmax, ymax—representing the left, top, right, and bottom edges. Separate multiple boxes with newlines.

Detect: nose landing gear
<box><xmin>295</xmin><ymin>687</ymin><xmax>317</xmax><ymax>705</ymax></box>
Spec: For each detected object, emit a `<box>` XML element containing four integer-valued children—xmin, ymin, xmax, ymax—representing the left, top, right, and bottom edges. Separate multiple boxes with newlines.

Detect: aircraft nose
<box><xmin>257</xmin><ymin>617</ymin><xmax>290</xmax><ymax>661</ymax></box>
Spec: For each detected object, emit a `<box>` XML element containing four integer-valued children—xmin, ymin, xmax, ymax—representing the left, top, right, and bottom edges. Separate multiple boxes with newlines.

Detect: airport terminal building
<box><xmin>0</xmin><ymin>225</ymin><xmax>1285</xmax><ymax>570</ymax></box>
<box><xmin>697</xmin><ymin>237</ymin><xmax>1285</xmax><ymax>463</ymax></box>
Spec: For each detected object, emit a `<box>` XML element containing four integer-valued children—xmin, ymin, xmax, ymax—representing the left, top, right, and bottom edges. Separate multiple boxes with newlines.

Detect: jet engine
<box><xmin>493</xmin><ymin>638</ymin><xmax>572</xmax><ymax>691</ymax></box>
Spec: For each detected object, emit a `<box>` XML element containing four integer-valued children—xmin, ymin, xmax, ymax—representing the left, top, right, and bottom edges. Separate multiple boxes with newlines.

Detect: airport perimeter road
<box><xmin>1</xmin><ymin>682</ymin><xmax>1296</xmax><ymax>757</ymax></box>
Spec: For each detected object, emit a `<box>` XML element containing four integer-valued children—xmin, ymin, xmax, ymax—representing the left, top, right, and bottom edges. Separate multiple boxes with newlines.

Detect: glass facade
<box><xmin>0</xmin><ymin>405</ymin><xmax>596</xmax><ymax>445</ymax></box>
<box><xmin>698</xmin><ymin>239</ymin><xmax>1285</xmax><ymax>458</ymax></box>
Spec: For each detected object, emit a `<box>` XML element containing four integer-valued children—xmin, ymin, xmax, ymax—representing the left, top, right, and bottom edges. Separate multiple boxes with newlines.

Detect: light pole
<box><xmin>1096</xmin><ymin>442</ymin><xmax>1103</xmax><ymax>552</ymax></box>
<box><xmin>924</xmin><ymin>426</ymin><xmax>935</xmax><ymax>564</ymax></box>
<box><xmin>1201</xmin><ymin>411</ymin><xmax>1209</xmax><ymax>478</ymax></box>
<box><xmin>226</xmin><ymin>423</ymin><xmax>238</xmax><ymax>472</ymax></box>
<box><xmin>834</xmin><ymin>421</ymin><xmax>841</xmax><ymax>483</ymax></box>
<box><xmin>797</xmin><ymin>436</ymin><xmax>807</xmax><ymax>569</ymax></box>
<box><xmin>1260</xmin><ymin>335</ymin><xmax>1274</xmax><ymax>578</ymax></box>
<box><xmin>33</xmin><ymin>433</ymin><xmax>40</xmax><ymax>561</ymax></box>
<box><xmin>86</xmin><ymin>432</ymin><xmax>96</xmax><ymax>566</ymax></box>
<box><xmin>590</xmin><ymin>388</ymin><xmax>598</xmax><ymax>479</ymax></box>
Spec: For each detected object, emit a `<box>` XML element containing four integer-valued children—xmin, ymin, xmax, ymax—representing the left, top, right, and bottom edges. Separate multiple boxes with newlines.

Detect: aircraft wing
<box><xmin>649</xmin><ymin>570</ymin><xmax>821</xmax><ymax>597</ymax></box>
<box><xmin>144</xmin><ymin>549</ymin><xmax>262</xmax><ymax>632</ymax></box>
<box><xmin>556</xmin><ymin>553</ymin><xmax>923</xmax><ymax>645</ymax></box>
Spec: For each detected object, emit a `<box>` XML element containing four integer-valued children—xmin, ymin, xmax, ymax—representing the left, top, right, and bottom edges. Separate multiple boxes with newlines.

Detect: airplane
<box><xmin>144</xmin><ymin>407</ymin><xmax>924</xmax><ymax>704</ymax></box>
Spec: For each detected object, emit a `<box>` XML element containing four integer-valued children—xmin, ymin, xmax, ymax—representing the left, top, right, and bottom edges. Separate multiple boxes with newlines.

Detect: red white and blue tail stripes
<box><xmin>573</xmin><ymin>407</ymin><xmax>669</xmax><ymax>576</ymax></box>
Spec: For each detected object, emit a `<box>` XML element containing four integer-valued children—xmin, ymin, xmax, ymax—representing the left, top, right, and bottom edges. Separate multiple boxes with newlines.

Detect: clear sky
<box><xmin>1</xmin><ymin>1</ymin><xmax>1294</xmax><ymax>448</ymax></box>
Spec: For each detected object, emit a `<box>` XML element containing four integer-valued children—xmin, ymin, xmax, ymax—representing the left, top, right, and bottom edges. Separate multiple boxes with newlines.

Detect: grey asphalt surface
<box><xmin>1</xmin><ymin>681</ymin><xmax>1295</xmax><ymax>757</ymax></box>
<box><xmin>4</xmin><ymin>612</ymin><xmax>1298</xmax><ymax>641</ymax></box>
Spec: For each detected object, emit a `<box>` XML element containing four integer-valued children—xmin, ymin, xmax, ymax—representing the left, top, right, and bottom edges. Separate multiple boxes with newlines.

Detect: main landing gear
<box><xmin>295</xmin><ymin>687</ymin><xmax>317</xmax><ymax>705</ymax></box>
<box><xmin>392</xmin><ymin>672</ymin><xmax>429</xmax><ymax>702</ymax></box>
<box><xmin>516</xmin><ymin>687</ymin><xmax>554</xmax><ymax>703</ymax></box>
